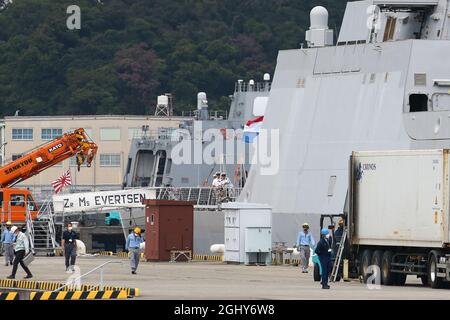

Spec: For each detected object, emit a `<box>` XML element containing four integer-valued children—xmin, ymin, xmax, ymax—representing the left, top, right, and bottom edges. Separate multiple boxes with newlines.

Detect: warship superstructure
<box><xmin>241</xmin><ymin>0</ymin><xmax>450</xmax><ymax>243</ymax></box>
<box><xmin>120</xmin><ymin>78</ymin><xmax>271</xmax><ymax>249</ymax></box>
<box><xmin>122</xmin><ymin>77</ymin><xmax>271</xmax><ymax>189</ymax></box>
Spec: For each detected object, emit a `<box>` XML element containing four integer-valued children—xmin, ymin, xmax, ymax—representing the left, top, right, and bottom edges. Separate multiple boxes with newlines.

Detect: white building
<box><xmin>1</xmin><ymin>115</ymin><xmax>187</xmax><ymax>198</ymax></box>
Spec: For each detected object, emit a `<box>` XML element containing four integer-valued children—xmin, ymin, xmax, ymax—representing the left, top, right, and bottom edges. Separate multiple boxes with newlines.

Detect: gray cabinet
<box><xmin>222</xmin><ymin>202</ymin><xmax>272</xmax><ymax>265</ymax></box>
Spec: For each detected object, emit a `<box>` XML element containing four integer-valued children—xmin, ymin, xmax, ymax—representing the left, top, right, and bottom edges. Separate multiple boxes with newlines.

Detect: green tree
<box><xmin>0</xmin><ymin>0</ymin><xmax>347</xmax><ymax>116</ymax></box>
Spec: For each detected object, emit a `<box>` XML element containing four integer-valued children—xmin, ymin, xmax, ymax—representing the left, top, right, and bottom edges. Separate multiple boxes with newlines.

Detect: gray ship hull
<box><xmin>241</xmin><ymin>0</ymin><xmax>450</xmax><ymax>245</ymax></box>
<box><xmin>122</xmin><ymin>0</ymin><xmax>450</xmax><ymax>253</ymax></box>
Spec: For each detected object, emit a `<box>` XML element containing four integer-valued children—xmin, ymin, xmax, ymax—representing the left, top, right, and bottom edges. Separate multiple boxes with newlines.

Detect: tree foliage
<box><xmin>0</xmin><ymin>0</ymin><xmax>346</xmax><ymax>116</ymax></box>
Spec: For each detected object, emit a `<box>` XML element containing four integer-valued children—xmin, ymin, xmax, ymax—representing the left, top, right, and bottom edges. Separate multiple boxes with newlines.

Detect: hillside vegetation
<box><xmin>0</xmin><ymin>0</ymin><xmax>346</xmax><ymax>116</ymax></box>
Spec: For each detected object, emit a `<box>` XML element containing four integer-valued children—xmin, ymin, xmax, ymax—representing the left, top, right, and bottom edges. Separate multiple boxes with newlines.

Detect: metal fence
<box><xmin>152</xmin><ymin>186</ymin><xmax>241</xmax><ymax>206</ymax></box>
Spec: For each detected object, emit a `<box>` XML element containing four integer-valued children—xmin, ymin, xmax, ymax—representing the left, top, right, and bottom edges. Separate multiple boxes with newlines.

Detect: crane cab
<box><xmin>0</xmin><ymin>188</ymin><xmax>39</xmax><ymax>223</ymax></box>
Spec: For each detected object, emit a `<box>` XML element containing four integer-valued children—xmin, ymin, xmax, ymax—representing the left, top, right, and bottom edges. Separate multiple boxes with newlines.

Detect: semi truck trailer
<box><xmin>344</xmin><ymin>149</ymin><xmax>450</xmax><ymax>288</ymax></box>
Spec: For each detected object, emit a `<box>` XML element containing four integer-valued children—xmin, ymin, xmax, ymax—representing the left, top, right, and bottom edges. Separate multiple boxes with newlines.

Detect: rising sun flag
<box><xmin>51</xmin><ymin>170</ymin><xmax>72</xmax><ymax>194</ymax></box>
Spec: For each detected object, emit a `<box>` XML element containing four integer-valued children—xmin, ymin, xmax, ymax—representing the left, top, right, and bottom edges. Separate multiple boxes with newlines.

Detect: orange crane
<box><xmin>0</xmin><ymin>128</ymin><xmax>97</xmax><ymax>222</ymax></box>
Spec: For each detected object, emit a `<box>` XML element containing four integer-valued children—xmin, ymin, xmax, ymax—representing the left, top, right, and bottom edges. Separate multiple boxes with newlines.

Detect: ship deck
<box><xmin>2</xmin><ymin>256</ymin><xmax>450</xmax><ymax>299</ymax></box>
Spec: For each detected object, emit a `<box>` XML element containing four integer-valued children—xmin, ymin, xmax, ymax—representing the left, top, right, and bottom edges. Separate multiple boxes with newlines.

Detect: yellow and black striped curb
<box><xmin>192</xmin><ymin>254</ymin><xmax>224</xmax><ymax>262</ymax></box>
<box><xmin>98</xmin><ymin>251</ymin><xmax>114</xmax><ymax>256</ymax></box>
<box><xmin>0</xmin><ymin>279</ymin><xmax>139</xmax><ymax>297</ymax></box>
<box><xmin>117</xmin><ymin>252</ymin><xmax>129</xmax><ymax>258</ymax></box>
<box><xmin>0</xmin><ymin>292</ymin><xmax>19</xmax><ymax>300</ymax></box>
<box><xmin>88</xmin><ymin>251</ymin><xmax>146</xmax><ymax>260</ymax></box>
<box><xmin>30</xmin><ymin>290</ymin><xmax>129</xmax><ymax>300</ymax></box>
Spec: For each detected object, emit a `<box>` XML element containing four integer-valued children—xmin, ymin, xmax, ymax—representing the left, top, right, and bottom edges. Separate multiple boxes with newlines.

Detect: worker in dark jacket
<box><xmin>62</xmin><ymin>223</ymin><xmax>78</xmax><ymax>272</ymax></box>
<box><xmin>334</xmin><ymin>219</ymin><xmax>345</xmax><ymax>252</ymax></box>
<box><xmin>314</xmin><ymin>228</ymin><xmax>332</xmax><ymax>289</ymax></box>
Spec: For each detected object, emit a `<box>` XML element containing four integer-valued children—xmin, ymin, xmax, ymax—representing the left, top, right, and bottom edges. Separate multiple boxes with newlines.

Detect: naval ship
<box><xmin>120</xmin><ymin>0</ymin><xmax>450</xmax><ymax>252</ymax></box>
<box><xmin>122</xmin><ymin>77</ymin><xmax>271</xmax><ymax>190</ymax></box>
<box><xmin>241</xmin><ymin>0</ymin><xmax>450</xmax><ymax>244</ymax></box>
<box><xmin>119</xmin><ymin>77</ymin><xmax>271</xmax><ymax>249</ymax></box>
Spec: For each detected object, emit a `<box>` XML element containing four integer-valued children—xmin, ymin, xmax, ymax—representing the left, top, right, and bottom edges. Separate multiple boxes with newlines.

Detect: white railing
<box><xmin>235</xmin><ymin>81</ymin><xmax>271</xmax><ymax>93</ymax></box>
<box><xmin>53</xmin><ymin>260</ymin><xmax>123</xmax><ymax>292</ymax></box>
<box><xmin>37</xmin><ymin>198</ymin><xmax>58</xmax><ymax>249</ymax></box>
<box><xmin>25</xmin><ymin>206</ymin><xmax>35</xmax><ymax>254</ymax></box>
<box><xmin>153</xmin><ymin>186</ymin><xmax>242</xmax><ymax>206</ymax></box>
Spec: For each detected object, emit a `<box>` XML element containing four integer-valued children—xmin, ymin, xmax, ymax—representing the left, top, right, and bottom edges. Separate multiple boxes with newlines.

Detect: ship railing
<box><xmin>151</xmin><ymin>186</ymin><xmax>242</xmax><ymax>206</ymax></box>
<box><xmin>235</xmin><ymin>81</ymin><xmax>271</xmax><ymax>93</ymax></box>
<box><xmin>130</xmin><ymin>128</ymin><xmax>180</xmax><ymax>141</ymax></box>
<box><xmin>180</xmin><ymin>110</ymin><xmax>228</xmax><ymax>120</ymax></box>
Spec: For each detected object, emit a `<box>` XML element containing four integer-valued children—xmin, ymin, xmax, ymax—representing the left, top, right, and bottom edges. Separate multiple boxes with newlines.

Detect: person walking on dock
<box><xmin>62</xmin><ymin>223</ymin><xmax>78</xmax><ymax>272</ymax></box>
<box><xmin>7</xmin><ymin>226</ymin><xmax>32</xmax><ymax>279</ymax></box>
<box><xmin>296</xmin><ymin>223</ymin><xmax>315</xmax><ymax>273</ymax></box>
<box><xmin>126</xmin><ymin>227</ymin><xmax>144</xmax><ymax>275</ymax></box>
<box><xmin>2</xmin><ymin>221</ymin><xmax>15</xmax><ymax>266</ymax></box>
<box><xmin>315</xmin><ymin>228</ymin><xmax>332</xmax><ymax>289</ymax></box>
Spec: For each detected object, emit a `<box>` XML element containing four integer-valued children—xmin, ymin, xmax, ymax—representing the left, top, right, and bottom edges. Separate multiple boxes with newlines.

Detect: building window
<box><xmin>12</xmin><ymin>154</ymin><xmax>23</xmax><ymax>161</ymax></box>
<box><xmin>100</xmin><ymin>154</ymin><xmax>121</xmax><ymax>167</ymax></box>
<box><xmin>128</xmin><ymin>128</ymin><xmax>145</xmax><ymax>140</ymax></box>
<box><xmin>100</xmin><ymin>128</ymin><xmax>120</xmax><ymax>141</ymax></box>
<box><xmin>41</xmin><ymin>128</ymin><xmax>63</xmax><ymax>140</ymax></box>
<box><xmin>12</xmin><ymin>128</ymin><xmax>33</xmax><ymax>140</ymax></box>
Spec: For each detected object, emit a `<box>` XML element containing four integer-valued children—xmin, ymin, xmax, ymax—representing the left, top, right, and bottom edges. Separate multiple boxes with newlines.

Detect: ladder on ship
<box><xmin>330</xmin><ymin>227</ymin><xmax>347</xmax><ymax>282</ymax></box>
<box><xmin>26</xmin><ymin>198</ymin><xmax>60</xmax><ymax>255</ymax></box>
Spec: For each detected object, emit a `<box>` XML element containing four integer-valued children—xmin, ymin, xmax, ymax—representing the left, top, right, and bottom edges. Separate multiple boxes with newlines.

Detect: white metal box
<box><xmin>350</xmin><ymin>149</ymin><xmax>450</xmax><ymax>248</ymax></box>
<box><xmin>245</xmin><ymin>228</ymin><xmax>272</xmax><ymax>252</ymax></box>
<box><xmin>222</xmin><ymin>202</ymin><xmax>272</xmax><ymax>264</ymax></box>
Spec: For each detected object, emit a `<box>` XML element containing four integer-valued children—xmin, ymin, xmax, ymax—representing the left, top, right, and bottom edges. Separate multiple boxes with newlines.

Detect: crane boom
<box><xmin>0</xmin><ymin>128</ymin><xmax>98</xmax><ymax>188</ymax></box>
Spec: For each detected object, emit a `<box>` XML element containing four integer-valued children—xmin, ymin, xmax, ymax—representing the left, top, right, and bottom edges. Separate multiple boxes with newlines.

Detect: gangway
<box><xmin>26</xmin><ymin>198</ymin><xmax>60</xmax><ymax>255</ymax></box>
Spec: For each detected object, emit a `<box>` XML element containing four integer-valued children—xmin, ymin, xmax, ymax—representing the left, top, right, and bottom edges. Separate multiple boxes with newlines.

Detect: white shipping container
<box><xmin>350</xmin><ymin>149</ymin><xmax>450</xmax><ymax>248</ymax></box>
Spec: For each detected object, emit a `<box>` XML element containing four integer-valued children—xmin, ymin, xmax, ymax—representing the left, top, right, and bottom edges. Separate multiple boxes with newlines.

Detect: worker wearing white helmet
<box><xmin>7</xmin><ymin>226</ymin><xmax>33</xmax><ymax>279</ymax></box>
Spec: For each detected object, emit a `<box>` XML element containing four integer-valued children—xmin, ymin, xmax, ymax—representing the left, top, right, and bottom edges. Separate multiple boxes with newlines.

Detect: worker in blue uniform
<box><xmin>126</xmin><ymin>227</ymin><xmax>144</xmax><ymax>274</ymax></box>
<box><xmin>296</xmin><ymin>222</ymin><xmax>315</xmax><ymax>273</ymax></box>
<box><xmin>314</xmin><ymin>228</ymin><xmax>332</xmax><ymax>289</ymax></box>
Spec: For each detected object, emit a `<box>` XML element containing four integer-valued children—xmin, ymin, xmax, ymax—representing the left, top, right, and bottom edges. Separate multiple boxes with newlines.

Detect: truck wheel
<box><xmin>360</xmin><ymin>249</ymin><xmax>373</xmax><ymax>283</ymax></box>
<box><xmin>428</xmin><ymin>251</ymin><xmax>443</xmax><ymax>289</ymax></box>
<box><xmin>313</xmin><ymin>263</ymin><xmax>321</xmax><ymax>282</ymax></box>
<box><xmin>370</xmin><ymin>250</ymin><xmax>383</xmax><ymax>284</ymax></box>
<box><xmin>394</xmin><ymin>273</ymin><xmax>407</xmax><ymax>286</ymax></box>
<box><xmin>381</xmin><ymin>251</ymin><xmax>394</xmax><ymax>285</ymax></box>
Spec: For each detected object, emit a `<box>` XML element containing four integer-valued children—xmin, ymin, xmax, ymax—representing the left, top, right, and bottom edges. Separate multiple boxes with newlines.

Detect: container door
<box><xmin>225</xmin><ymin>228</ymin><xmax>239</xmax><ymax>251</ymax></box>
<box><xmin>146</xmin><ymin>207</ymin><xmax>159</xmax><ymax>260</ymax></box>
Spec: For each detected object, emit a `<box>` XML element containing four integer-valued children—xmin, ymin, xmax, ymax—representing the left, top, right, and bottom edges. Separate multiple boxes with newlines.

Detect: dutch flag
<box><xmin>243</xmin><ymin>116</ymin><xmax>264</xmax><ymax>143</ymax></box>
